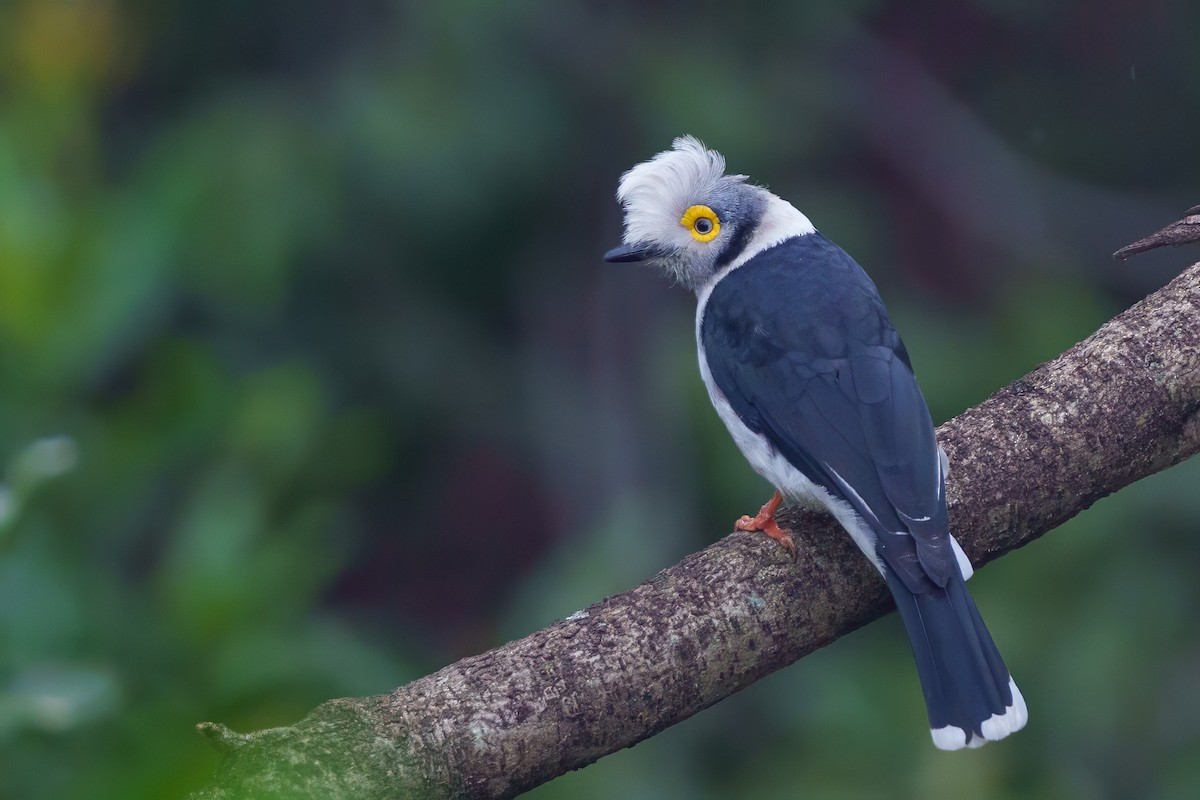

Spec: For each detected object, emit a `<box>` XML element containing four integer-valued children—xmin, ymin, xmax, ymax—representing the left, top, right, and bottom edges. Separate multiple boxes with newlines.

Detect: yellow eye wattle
<box><xmin>681</xmin><ymin>205</ymin><xmax>721</xmax><ymax>242</ymax></box>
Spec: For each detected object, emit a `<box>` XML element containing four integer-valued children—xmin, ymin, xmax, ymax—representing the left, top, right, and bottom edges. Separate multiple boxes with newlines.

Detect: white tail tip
<box><xmin>930</xmin><ymin>678</ymin><xmax>1027</xmax><ymax>750</ymax></box>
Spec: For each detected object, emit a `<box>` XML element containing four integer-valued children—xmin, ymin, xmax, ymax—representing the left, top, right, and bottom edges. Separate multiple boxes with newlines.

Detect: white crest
<box><xmin>615</xmin><ymin>136</ymin><xmax>743</xmax><ymax>246</ymax></box>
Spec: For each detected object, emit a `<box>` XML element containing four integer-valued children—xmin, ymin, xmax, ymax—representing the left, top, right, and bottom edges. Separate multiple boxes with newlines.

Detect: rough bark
<box><xmin>193</xmin><ymin>261</ymin><xmax>1200</xmax><ymax>800</ymax></box>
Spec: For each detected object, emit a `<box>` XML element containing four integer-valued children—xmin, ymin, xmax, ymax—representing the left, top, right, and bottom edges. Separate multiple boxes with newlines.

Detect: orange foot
<box><xmin>734</xmin><ymin>490</ymin><xmax>796</xmax><ymax>559</ymax></box>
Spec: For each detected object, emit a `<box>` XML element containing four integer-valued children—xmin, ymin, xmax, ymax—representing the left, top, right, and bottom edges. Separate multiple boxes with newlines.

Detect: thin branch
<box><xmin>192</xmin><ymin>262</ymin><xmax>1200</xmax><ymax>800</ymax></box>
<box><xmin>1114</xmin><ymin>206</ymin><xmax>1200</xmax><ymax>259</ymax></box>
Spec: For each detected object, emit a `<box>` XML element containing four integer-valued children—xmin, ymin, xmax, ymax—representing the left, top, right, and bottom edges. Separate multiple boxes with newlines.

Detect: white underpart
<box><xmin>698</xmin><ymin>359</ymin><xmax>884</xmax><ymax>576</ymax></box>
<box><xmin>950</xmin><ymin>535</ymin><xmax>974</xmax><ymax>580</ymax></box>
<box><xmin>931</xmin><ymin>678</ymin><xmax>1028</xmax><ymax>750</ymax></box>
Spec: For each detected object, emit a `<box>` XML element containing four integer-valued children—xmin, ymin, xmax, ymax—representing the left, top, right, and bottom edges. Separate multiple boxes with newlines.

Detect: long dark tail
<box><xmin>885</xmin><ymin>568</ymin><xmax>1027</xmax><ymax>749</ymax></box>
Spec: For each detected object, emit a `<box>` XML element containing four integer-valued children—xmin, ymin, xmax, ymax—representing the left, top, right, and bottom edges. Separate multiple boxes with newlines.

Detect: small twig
<box><xmin>1114</xmin><ymin>205</ymin><xmax>1200</xmax><ymax>260</ymax></box>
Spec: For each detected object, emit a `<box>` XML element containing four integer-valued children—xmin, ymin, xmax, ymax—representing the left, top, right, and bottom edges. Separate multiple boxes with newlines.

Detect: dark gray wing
<box><xmin>701</xmin><ymin>234</ymin><xmax>953</xmax><ymax>591</ymax></box>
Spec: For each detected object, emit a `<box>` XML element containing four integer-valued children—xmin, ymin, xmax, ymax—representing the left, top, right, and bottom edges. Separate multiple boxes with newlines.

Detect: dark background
<box><xmin>2</xmin><ymin>2</ymin><xmax>1199</xmax><ymax>797</ymax></box>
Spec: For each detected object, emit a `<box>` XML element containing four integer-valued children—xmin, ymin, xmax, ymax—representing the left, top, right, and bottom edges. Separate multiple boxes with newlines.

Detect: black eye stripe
<box><xmin>713</xmin><ymin>217</ymin><xmax>759</xmax><ymax>268</ymax></box>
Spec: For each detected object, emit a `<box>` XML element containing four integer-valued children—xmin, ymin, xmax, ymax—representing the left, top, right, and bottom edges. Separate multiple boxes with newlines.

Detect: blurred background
<box><xmin>1</xmin><ymin>1</ymin><xmax>1199</xmax><ymax>798</ymax></box>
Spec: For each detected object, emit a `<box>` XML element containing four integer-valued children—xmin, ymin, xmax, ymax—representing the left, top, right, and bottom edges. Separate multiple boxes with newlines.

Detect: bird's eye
<box><xmin>681</xmin><ymin>205</ymin><xmax>721</xmax><ymax>243</ymax></box>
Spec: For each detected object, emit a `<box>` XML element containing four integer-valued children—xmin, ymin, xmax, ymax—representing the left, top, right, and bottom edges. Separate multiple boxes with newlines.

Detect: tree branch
<box><xmin>192</xmin><ymin>262</ymin><xmax>1200</xmax><ymax>800</ymax></box>
<box><xmin>1113</xmin><ymin>206</ymin><xmax>1200</xmax><ymax>259</ymax></box>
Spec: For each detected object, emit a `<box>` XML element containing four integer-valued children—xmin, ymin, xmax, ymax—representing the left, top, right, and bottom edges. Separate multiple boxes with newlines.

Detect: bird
<box><xmin>603</xmin><ymin>136</ymin><xmax>1027</xmax><ymax>750</ymax></box>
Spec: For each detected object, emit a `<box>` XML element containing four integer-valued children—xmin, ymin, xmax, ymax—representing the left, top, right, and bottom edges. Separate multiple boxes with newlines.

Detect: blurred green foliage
<box><xmin>1</xmin><ymin>1</ymin><xmax>1199</xmax><ymax>798</ymax></box>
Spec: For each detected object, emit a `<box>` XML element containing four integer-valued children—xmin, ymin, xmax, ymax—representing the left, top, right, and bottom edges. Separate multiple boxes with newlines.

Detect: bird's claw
<box><xmin>734</xmin><ymin>491</ymin><xmax>796</xmax><ymax>559</ymax></box>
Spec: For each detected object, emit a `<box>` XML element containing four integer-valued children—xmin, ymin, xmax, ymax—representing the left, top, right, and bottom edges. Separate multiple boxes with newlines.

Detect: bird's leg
<box><xmin>735</xmin><ymin>490</ymin><xmax>796</xmax><ymax>558</ymax></box>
